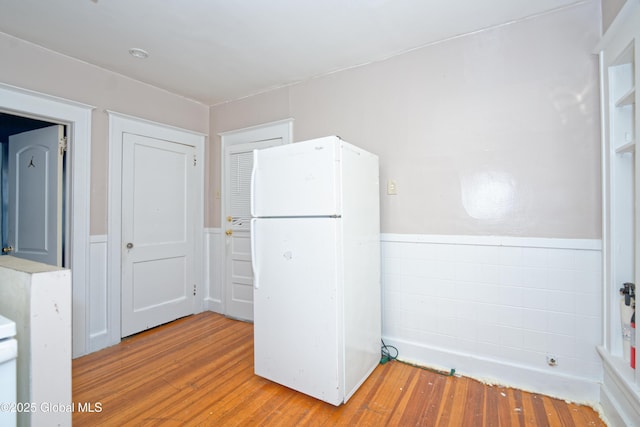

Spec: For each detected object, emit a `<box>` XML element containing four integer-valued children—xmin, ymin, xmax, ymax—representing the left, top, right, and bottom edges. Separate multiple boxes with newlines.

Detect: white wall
<box><xmin>602</xmin><ymin>0</ymin><xmax>627</xmax><ymax>32</ymax></box>
<box><xmin>210</xmin><ymin>1</ymin><xmax>602</xmax><ymax>239</ymax></box>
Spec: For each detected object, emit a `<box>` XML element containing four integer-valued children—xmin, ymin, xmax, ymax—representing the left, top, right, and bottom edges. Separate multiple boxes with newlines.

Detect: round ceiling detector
<box><xmin>128</xmin><ymin>48</ymin><xmax>149</xmax><ymax>59</ymax></box>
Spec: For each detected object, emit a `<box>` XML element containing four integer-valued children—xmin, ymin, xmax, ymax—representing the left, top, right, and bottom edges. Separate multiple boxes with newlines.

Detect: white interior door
<box><xmin>224</xmin><ymin>138</ymin><xmax>283</xmax><ymax>320</ymax></box>
<box><xmin>121</xmin><ymin>132</ymin><xmax>197</xmax><ymax>337</ymax></box>
<box><xmin>7</xmin><ymin>125</ymin><xmax>64</xmax><ymax>266</ymax></box>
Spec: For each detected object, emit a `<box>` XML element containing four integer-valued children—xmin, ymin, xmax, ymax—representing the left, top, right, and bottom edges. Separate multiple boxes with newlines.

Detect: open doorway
<box><xmin>0</xmin><ymin>83</ymin><xmax>92</xmax><ymax>357</ymax></box>
<box><xmin>0</xmin><ymin>112</ymin><xmax>68</xmax><ymax>267</ymax></box>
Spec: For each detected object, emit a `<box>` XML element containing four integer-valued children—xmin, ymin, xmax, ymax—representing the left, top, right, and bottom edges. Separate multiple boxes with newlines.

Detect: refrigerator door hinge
<box><xmin>59</xmin><ymin>136</ymin><xmax>68</xmax><ymax>156</ymax></box>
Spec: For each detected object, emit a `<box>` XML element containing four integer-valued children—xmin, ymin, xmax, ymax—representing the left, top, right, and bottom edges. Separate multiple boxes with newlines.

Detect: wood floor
<box><xmin>73</xmin><ymin>312</ymin><xmax>606</xmax><ymax>426</ymax></box>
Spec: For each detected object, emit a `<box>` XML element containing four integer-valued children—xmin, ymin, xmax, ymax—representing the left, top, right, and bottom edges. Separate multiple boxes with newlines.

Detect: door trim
<box><xmin>108</xmin><ymin>111</ymin><xmax>205</xmax><ymax>346</ymax></box>
<box><xmin>218</xmin><ymin>119</ymin><xmax>293</xmax><ymax>316</ymax></box>
<box><xmin>0</xmin><ymin>83</ymin><xmax>93</xmax><ymax>358</ymax></box>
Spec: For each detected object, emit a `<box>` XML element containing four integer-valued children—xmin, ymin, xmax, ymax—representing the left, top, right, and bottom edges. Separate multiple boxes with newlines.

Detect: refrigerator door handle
<box><xmin>251</xmin><ymin>218</ymin><xmax>259</xmax><ymax>289</ymax></box>
<box><xmin>250</xmin><ymin>149</ymin><xmax>258</xmax><ymax>218</ymax></box>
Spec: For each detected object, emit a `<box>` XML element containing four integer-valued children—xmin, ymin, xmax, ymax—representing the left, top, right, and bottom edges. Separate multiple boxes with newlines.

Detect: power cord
<box><xmin>380</xmin><ymin>339</ymin><xmax>398</xmax><ymax>364</ymax></box>
<box><xmin>379</xmin><ymin>341</ymin><xmax>456</xmax><ymax>376</ymax></box>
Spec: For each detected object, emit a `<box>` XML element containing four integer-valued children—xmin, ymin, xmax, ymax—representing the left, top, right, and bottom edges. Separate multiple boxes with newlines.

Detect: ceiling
<box><xmin>0</xmin><ymin>0</ymin><xmax>584</xmax><ymax>106</ymax></box>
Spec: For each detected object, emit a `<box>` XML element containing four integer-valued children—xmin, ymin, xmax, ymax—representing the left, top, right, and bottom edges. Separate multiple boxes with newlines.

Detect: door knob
<box><xmin>227</xmin><ymin>216</ymin><xmax>233</xmax><ymax>222</ymax></box>
<box><xmin>2</xmin><ymin>246</ymin><xmax>13</xmax><ymax>253</ymax></box>
<box><xmin>126</xmin><ymin>242</ymin><xmax>134</xmax><ymax>249</ymax></box>
<box><xmin>225</xmin><ymin>230</ymin><xmax>233</xmax><ymax>236</ymax></box>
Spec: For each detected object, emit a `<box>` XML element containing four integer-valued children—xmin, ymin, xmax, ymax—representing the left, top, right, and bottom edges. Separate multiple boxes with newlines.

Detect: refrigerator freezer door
<box><xmin>252</xmin><ymin>136</ymin><xmax>341</xmax><ymax>218</ymax></box>
<box><xmin>253</xmin><ymin>217</ymin><xmax>344</xmax><ymax>405</ymax></box>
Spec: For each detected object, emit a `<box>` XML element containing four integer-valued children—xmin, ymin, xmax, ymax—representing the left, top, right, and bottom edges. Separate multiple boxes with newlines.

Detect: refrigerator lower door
<box><xmin>253</xmin><ymin>217</ymin><xmax>344</xmax><ymax>405</ymax></box>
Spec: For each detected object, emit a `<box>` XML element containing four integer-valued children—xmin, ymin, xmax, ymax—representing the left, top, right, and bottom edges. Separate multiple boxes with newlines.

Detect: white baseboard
<box><xmin>203</xmin><ymin>297</ymin><xmax>223</xmax><ymax>313</ymax></box>
<box><xmin>382</xmin><ymin>335</ymin><xmax>602</xmax><ymax>406</ymax></box>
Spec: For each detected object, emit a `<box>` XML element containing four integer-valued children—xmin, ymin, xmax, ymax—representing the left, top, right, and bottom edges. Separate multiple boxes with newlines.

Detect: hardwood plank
<box><xmin>530</xmin><ymin>393</ymin><xmax>551</xmax><ymax>427</ymax></box>
<box><xmin>500</xmin><ymin>387</ymin><xmax>528</xmax><ymax>427</ymax></box>
<box><xmin>437</xmin><ymin>376</ymin><xmax>468</xmax><ymax>427</ymax></box>
<box><xmin>72</xmin><ymin>313</ymin><xmax>607</xmax><ymax>426</ymax></box>
<box><xmin>398</xmin><ymin>370</ymin><xmax>447</xmax><ymax>426</ymax></box>
<box><xmin>483</xmin><ymin>384</ymin><xmax>500</xmax><ymax>426</ymax></box>
<box><xmin>549</xmin><ymin>397</ymin><xmax>576</xmax><ymax>427</ymax></box>
<box><xmin>461</xmin><ymin>376</ymin><xmax>485</xmax><ymax>426</ymax></box>
<box><xmin>510</xmin><ymin>388</ymin><xmax>524</xmax><ymax>427</ymax></box>
<box><xmin>567</xmin><ymin>400</ymin><xmax>606</xmax><ymax>427</ymax></box>
<box><xmin>360</xmin><ymin>364</ymin><xmax>417</xmax><ymax>426</ymax></box>
<box><xmin>368</xmin><ymin>362</ymin><xmax>420</xmax><ymax>426</ymax></box>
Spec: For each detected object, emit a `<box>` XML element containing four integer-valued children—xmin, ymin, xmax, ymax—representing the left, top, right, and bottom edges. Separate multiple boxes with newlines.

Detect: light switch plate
<box><xmin>387</xmin><ymin>180</ymin><xmax>397</xmax><ymax>195</ymax></box>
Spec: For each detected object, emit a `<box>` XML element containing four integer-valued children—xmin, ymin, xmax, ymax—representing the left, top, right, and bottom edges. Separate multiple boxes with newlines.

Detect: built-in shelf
<box><xmin>603</xmin><ymin>32</ymin><xmax>637</xmax><ymax>404</ymax></box>
<box><xmin>615</xmin><ymin>86</ymin><xmax>636</xmax><ymax>106</ymax></box>
<box><xmin>616</xmin><ymin>141</ymin><xmax>636</xmax><ymax>153</ymax></box>
<box><xmin>598</xmin><ymin>2</ymin><xmax>640</xmax><ymax>421</ymax></box>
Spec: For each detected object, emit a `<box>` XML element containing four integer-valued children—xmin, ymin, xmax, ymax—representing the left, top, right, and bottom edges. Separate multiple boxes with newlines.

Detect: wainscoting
<box><xmin>203</xmin><ymin>228</ymin><xmax>223</xmax><ymax>313</ymax></box>
<box><xmin>88</xmin><ymin>235</ymin><xmax>108</xmax><ymax>353</ymax></box>
<box><xmin>87</xmin><ymin>231</ymin><xmax>605</xmax><ymax>413</ymax></box>
<box><xmin>380</xmin><ymin>234</ymin><xmax>603</xmax><ymax>405</ymax></box>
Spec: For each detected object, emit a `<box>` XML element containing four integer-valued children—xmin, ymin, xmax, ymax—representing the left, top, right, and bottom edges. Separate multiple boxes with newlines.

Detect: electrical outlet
<box><xmin>546</xmin><ymin>355</ymin><xmax>558</xmax><ymax>367</ymax></box>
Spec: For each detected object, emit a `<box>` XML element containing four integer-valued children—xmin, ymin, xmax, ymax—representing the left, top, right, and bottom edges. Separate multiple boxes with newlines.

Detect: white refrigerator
<box><xmin>251</xmin><ymin>135</ymin><xmax>381</xmax><ymax>406</ymax></box>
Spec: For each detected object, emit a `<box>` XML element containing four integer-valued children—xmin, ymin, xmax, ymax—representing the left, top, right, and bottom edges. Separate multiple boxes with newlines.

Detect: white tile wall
<box><xmin>381</xmin><ymin>233</ymin><xmax>603</xmax><ymax>403</ymax></box>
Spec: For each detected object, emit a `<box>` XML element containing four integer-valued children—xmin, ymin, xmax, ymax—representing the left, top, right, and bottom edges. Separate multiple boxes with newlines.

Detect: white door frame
<box><xmin>108</xmin><ymin>111</ymin><xmax>205</xmax><ymax>346</ymax></box>
<box><xmin>0</xmin><ymin>82</ymin><xmax>93</xmax><ymax>357</ymax></box>
<box><xmin>219</xmin><ymin>119</ymin><xmax>293</xmax><ymax>316</ymax></box>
